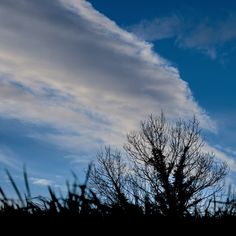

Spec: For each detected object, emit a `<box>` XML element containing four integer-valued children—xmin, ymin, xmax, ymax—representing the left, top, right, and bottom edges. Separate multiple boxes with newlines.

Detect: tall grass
<box><xmin>0</xmin><ymin>167</ymin><xmax>235</xmax><ymax>225</ymax></box>
<box><xmin>0</xmin><ymin>166</ymin><xmax>105</xmax><ymax>218</ymax></box>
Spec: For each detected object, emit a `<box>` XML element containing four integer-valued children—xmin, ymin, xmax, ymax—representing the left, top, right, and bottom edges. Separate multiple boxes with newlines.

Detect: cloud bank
<box><xmin>0</xmin><ymin>0</ymin><xmax>213</xmax><ymax>159</ymax></box>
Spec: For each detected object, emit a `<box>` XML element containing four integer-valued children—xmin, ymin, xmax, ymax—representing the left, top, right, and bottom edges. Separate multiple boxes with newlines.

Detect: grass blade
<box><xmin>23</xmin><ymin>165</ymin><xmax>31</xmax><ymax>199</ymax></box>
<box><xmin>5</xmin><ymin>169</ymin><xmax>24</xmax><ymax>206</ymax></box>
<box><xmin>0</xmin><ymin>186</ymin><xmax>7</xmax><ymax>201</ymax></box>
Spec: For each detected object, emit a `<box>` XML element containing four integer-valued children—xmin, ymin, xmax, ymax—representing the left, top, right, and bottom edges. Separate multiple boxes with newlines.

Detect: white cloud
<box><xmin>129</xmin><ymin>14</ymin><xmax>236</xmax><ymax>59</ymax></box>
<box><xmin>0</xmin><ymin>0</ymin><xmax>214</xmax><ymax>158</ymax></box>
<box><xmin>30</xmin><ymin>177</ymin><xmax>54</xmax><ymax>186</ymax></box>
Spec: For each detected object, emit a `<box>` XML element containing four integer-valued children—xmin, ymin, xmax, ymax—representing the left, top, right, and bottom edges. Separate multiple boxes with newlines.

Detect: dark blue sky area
<box><xmin>89</xmin><ymin>0</ymin><xmax>236</xmax><ymax>114</ymax></box>
<box><xmin>89</xmin><ymin>0</ymin><xmax>236</xmax><ymax>23</ymax></box>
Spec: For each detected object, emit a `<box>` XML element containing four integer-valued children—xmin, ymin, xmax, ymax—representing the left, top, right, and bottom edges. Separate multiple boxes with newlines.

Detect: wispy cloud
<box><xmin>204</xmin><ymin>143</ymin><xmax>236</xmax><ymax>172</ymax></box>
<box><xmin>129</xmin><ymin>14</ymin><xmax>236</xmax><ymax>59</ymax></box>
<box><xmin>129</xmin><ymin>15</ymin><xmax>183</xmax><ymax>41</ymax></box>
<box><xmin>204</xmin><ymin>143</ymin><xmax>236</xmax><ymax>186</ymax></box>
<box><xmin>0</xmin><ymin>0</ymin><xmax>213</xmax><ymax>158</ymax></box>
<box><xmin>0</xmin><ymin>145</ymin><xmax>20</xmax><ymax>169</ymax></box>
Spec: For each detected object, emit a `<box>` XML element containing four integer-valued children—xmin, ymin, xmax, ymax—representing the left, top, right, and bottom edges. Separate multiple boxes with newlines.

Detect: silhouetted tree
<box><xmin>90</xmin><ymin>113</ymin><xmax>228</xmax><ymax>218</ymax></box>
<box><xmin>89</xmin><ymin>147</ymin><xmax>129</xmax><ymax>208</ymax></box>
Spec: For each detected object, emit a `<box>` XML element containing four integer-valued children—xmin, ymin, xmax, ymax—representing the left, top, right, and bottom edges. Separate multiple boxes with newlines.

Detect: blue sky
<box><xmin>1</xmin><ymin>0</ymin><xmax>236</xmax><ymax>195</ymax></box>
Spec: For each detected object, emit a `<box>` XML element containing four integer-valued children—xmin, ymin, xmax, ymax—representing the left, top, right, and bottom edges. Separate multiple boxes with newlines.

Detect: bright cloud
<box><xmin>30</xmin><ymin>177</ymin><xmax>54</xmax><ymax>186</ymax></box>
<box><xmin>0</xmin><ymin>0</ymin><xmax>214</xmax><ymax>160</ymax></box>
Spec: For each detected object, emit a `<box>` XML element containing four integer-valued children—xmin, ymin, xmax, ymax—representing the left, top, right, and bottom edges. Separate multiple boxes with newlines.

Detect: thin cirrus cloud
<box><xmin>129</xmin><ymin>14</ymin><xmax>236</xmax><ymax>59</ymax></box>
<box><xmin>0</xmin><ymin>145</ymin><xmax>21</xmax><ymax>170</ymax></box>
<box><xmin>128</xmin><ymin>15</ymin><xmax>183</xmax><ymax>41</ymax></box>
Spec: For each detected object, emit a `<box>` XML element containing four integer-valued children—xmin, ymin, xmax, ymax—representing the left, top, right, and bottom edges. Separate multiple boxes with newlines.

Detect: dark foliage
<box><xmin>0</xmin><ymin>167</ymin><xmax>235</xmax><ymax>233</ymax></box>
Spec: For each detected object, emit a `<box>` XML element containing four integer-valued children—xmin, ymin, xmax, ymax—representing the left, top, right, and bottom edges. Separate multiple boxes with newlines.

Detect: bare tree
<box><xmin>90</xmin><ymin>113</ymin><xmax>228</xmax><ymax>217</ymax></box>
<box><xmin>125</xmin><ymin>113</ymin><xmax>228</xmax><ymax>217</ymax></box>
<box><xmin>89</xmin><ymin>147</ymin><xmax>129</xmax><ymax>208</ymax></box>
